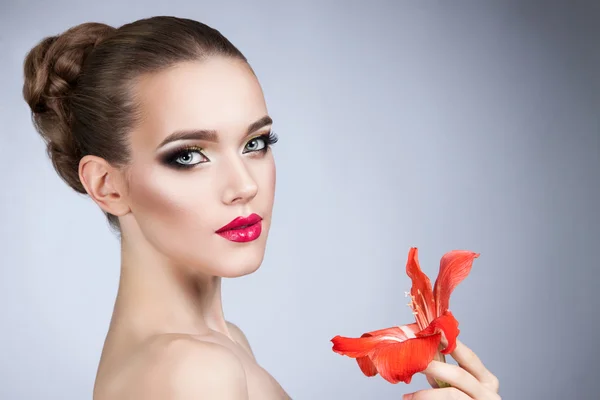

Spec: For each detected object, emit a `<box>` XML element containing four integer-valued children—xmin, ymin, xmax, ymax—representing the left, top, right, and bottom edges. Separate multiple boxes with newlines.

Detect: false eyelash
<box><xmin>262</xmin><ymin>130</ymin><xmax>279</xmax><ymax>145</ymax></box>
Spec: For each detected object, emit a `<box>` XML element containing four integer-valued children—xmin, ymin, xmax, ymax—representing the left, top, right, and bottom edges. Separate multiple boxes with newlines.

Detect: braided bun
<box><xmin>23</xmin><ymin>23</ymin><xmax>115</xmax><ymax>193</ymax></box>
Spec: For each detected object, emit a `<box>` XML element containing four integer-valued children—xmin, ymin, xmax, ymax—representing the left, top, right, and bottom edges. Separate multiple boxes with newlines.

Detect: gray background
<box><xmin>1</xmin><ymin>1</ymin><xmax>599</xmax><ymax>399</ymax></box>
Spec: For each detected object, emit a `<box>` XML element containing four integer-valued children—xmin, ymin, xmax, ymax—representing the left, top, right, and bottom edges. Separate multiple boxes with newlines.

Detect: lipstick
<box><xmin>215</xmin><ymin>213</ymin><xmax>263</xmax><ymax>243</ymax></box>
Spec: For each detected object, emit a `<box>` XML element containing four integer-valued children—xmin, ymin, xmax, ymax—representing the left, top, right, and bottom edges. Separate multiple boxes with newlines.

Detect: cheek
<box><xmin>254</xmin><ymin>157</ymin><xmax>276</xmax><ymax>241</ymax></box>
<box><xmin>249</xmin><ymin>156</ymin><xmax>276</xmax><ymax>230</ymax></box>
<box><xmin>127</xmin><ymin>166</ymin><xmax>216</xmax><ymax>241</ymax></box>
<box><xmin>267</xmin><ymin>162</ymin><xmax>276</xmax><ymax>198</ymax></box>
<box><xmin>260</xmin><ymin>155</ymin><xmax>276</xmax><ymax>202</ymax></box>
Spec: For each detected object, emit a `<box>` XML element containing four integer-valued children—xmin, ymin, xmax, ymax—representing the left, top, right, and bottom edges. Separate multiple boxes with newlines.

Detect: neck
<box><xmin>109</xmin><ymin>223</ymin><xmax>231</xmax><ymax>342</ymax></box>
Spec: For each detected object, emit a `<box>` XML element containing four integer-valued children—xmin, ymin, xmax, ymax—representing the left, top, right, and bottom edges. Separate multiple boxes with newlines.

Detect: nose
<box><xmin>221</xmin><ymin>156</ymin><xmax>259</xmax><ymax>205</ymax></box>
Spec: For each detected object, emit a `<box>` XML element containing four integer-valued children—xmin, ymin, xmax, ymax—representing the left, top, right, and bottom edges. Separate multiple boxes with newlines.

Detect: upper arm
<box><xmin>141</xmin><ymin>336</ymin><xmax>249</xmax><ymax>400</ymax></box>
<box><xmin>227</xmin><ymin>321</ymin><xmax>255</xmax><ymax>359</ymax></box>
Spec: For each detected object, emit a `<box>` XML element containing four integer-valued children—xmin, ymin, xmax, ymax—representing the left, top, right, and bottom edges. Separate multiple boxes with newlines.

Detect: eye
<box><xmin>162</xmin><ymin>146</ymin><xmax>208</xmax><ymax>169</ymax></box>
<box><xmin>243</xmin><ymin>136</ymin><xmax>267</xmax><ymax>153</ymax></box>
<box><xmin>175</xmin><ymin>150</ymin><xmax>204</xmax><ymax>166</ymax></box>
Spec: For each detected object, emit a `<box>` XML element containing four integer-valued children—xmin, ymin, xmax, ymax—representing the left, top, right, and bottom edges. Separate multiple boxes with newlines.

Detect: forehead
<box><xmin>133</xmin><ymin>57</ymin><xmax>267</xmax><ymax>146</ymax></box>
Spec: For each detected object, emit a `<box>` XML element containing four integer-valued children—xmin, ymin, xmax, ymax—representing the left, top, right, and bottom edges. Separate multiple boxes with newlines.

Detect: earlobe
<box><xmin>79</xmin><ymin>155</ymin><xmax>131</xmax><ymax>217</ymax></box>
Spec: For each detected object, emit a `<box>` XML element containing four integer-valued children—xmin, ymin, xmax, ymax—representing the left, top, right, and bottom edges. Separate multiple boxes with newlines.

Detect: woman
<box><xmin>22</xmin><ymin>16</ymin><xmax>500</xmax><ymax>400</ymax></box>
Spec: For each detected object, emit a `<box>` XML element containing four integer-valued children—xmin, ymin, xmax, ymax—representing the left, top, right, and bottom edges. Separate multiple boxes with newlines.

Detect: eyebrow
<box><xmin>157</xmin><ymin>115</ymin><xmax>273</xmax><ymax>149</ymax></box>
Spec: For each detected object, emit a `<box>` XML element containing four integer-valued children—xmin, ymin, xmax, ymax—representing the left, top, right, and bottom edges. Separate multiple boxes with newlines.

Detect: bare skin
<box><xmin>77</xmin><ymin>56</ymin><xmax>498</xmax><ymax>399</ymax></box>
<box><xmin>82</xmin><ymin>57</ymin><xmax>289</xmax><ymax>399</ymax></box>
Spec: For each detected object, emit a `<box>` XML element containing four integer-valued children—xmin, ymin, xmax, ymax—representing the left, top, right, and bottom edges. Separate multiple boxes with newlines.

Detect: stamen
<box><xmin>405</xmin><ymin>290</ymin><xmax>429</xmax><ymax>330</ymax></box>
<box><xmin>418</xmin><ymin>289</ymin><xmax>433</xmax><ymax>323</ymax></box>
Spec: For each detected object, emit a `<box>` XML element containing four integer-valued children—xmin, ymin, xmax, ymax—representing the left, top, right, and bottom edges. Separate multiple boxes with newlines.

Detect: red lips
<box><xmin>216</xmin><ymin>213</ymin><xmax>263</xmax><ymax>243</ymax></box>
<box><xmin>216</xmin><ymin>213</ymin><xmax>262</xmax><ymax>233</ymax></box>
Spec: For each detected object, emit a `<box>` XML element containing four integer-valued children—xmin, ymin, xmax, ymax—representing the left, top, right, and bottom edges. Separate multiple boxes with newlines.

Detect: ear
<box><xmin>78</xmin><ymin>155</ymin><xmax>131</xmax><ymax>217</ymax></box>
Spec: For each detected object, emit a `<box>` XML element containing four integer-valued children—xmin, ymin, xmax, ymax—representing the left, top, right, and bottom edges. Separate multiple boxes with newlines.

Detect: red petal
<box><xmin>361</xmin><ymin>324</ymin><xmax>420</xmax><ymax>339</ymax></box>
<box><xmin>368</xmin><ymin>332</ymin><xmax>442</xmax><ymax>384</ymax></box>
<box><xmin>417</xmin><ymin>310</ymin><xmax>460</xmax><ymax>354</ymax></box>
<box><xmin>332</xmin><ymin>324</ymin><xmax>420</xmax><ymax>378</ymax></box>
<box><xmin>363</xmin><ymin>313</ymin><xmax>459</xmax><ymax>384</ymax></box>
<box><xmin>331</xmin><ymin>326</ymin><xmax>412</xmax><ymax>358</ymax></box>
<box><xmin>356</xmin><ymin>356</ymin><xmax>378</xmax><ymax>376</ymax></box>
<box><xmin>432</xmin><ymin>250</ymin><xmax>479</xmax><ymax>316</ymax></box>
<box><xmin>406</xmin><ymin>247</ymin><xmax>436</xmax><ymax>328</ymax></box>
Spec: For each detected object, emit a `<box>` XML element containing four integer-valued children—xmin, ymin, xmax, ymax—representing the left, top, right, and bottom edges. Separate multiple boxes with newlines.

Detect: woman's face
<box><xmin>123</xmin><ymin>57</ymin><xmax>276</xmax><ymax>278</ymax></box>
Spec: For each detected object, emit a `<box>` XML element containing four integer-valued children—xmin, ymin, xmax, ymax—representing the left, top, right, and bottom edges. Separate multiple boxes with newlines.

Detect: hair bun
<box><xmin>23</xmin><ymin>23</ymin><xmax>114</xmax><ymax>115</ymax></box>
<box><xmin>23</xmin><ymin>22</ymin><xmax>115</xmax><ymax>193</ymax></box>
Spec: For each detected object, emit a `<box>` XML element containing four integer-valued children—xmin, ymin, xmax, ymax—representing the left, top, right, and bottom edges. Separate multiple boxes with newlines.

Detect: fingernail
<box><xmin>403</xmin><ymin>394</ymin><xmax>414</xmax><ymax>400</ymax></box>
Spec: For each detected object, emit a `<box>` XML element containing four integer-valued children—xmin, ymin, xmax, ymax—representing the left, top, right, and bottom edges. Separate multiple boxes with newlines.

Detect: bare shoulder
<box><xmin>145</xmin><ymin>335</ymin><xmax>248</xmax><ymax>399</ymax></box>
<box><xmin>227</xmin><ymin>321</ymin><xmax>255</xmax><ymax>359</ymax></box>
<box><xmin>99</xmin><ymin>334</ymin><xmax>249</xmax><ymax>400</ymax></box>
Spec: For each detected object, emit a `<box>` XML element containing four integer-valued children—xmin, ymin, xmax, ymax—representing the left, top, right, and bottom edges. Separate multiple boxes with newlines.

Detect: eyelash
<box><xmin>163</xmin><ymin>131</ymin><xmax>279</xmax><ymax>169</ymax></box>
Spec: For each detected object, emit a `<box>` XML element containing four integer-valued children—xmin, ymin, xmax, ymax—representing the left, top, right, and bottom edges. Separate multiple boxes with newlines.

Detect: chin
<box><xmin>210</xmin><ymin>226</ymin><xmax>271</xmax><ymax>278</ymax></box>
<box><xmin>182</xmin><ymin>236</ymin><xmax>268</xmax><ymax>278</ymax></box>
<box><xmin>210</xmin><ymin>249</ymin><xmax>265</xmax><ymax>278</ymax></box>
<box><xmin>220</xmin><ymin>261</ymin><xmax>262</xmax><ymax>278</ymax></box>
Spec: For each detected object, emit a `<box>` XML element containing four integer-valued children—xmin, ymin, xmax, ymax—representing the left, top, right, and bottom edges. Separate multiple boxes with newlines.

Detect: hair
<box><xmin>23</xmin><ymin>16</ymin><xmax>248</xmax><ymax>231</ymax></box>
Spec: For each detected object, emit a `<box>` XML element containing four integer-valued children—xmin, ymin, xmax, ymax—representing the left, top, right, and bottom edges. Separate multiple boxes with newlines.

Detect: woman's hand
<box><xmin>403</xmin><ymin>340</ymin><xmax>500</xmax><ymax>400</ymax></box>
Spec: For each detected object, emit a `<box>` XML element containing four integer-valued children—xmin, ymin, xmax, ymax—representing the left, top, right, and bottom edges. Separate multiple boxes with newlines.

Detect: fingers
<box><xmin>420</xmin><ymin>361</ymin><xmax>497</xmax><ymax>399</ymax></box>
<box><xmin>403</xmin><ymin>387</ymin><xmax>473</xmax><ymax>399</ymax></box>
<box><xmin>451</xmin><ymin>340</ymin><xmax>500</xmax><ymax>393</ymax></box>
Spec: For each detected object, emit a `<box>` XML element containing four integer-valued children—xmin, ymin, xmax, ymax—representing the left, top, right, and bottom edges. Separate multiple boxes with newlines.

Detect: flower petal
<box><xmin>332</xmin><ymin>324</ymin><xmax>420</xmax><ymax>378</ymax></box>
<box><xmin>331</xmin><ymin>326</ymin><xmax>414</xmax><ymax>358</ymax></box>
<box><xmin>356</xmin><ymin>355</ymin><xmax>378</xmax><ymax>376</ymax></box>
<box><xmin>365</xmin><ymin>313</ymin><xmax>459</xmax><ymax>384</ymax></box>
<box><xmin>406</xmin><ymin>247</ymin><xmax>436</xmax><ymax>329</ymax></box>
<box><xmin>417</xmin><ymin>310</ymin><xmax>460</xmax><ymax>354</ymax></box>
<box><xmin>368</xmin><ymin>332</ymin><xmax>442</xmax><ymax>384</ymax></box>
<box><xmin>433</xmin><ymin>250</ymin><xmax>479</xmax><ymax>316</ymax></box>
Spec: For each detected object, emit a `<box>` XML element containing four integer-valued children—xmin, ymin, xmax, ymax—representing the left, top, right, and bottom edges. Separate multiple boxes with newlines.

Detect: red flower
<box><xmin>331</xmin><ymin>247</ymin><xmax>479</xmax><ymax>385</ymax></box>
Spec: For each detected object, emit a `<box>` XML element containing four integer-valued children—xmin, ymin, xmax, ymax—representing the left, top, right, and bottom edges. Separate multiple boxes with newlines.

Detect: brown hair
<box><xmin>22</xmin><ymin>16</ymin><xmax>247</xmax><ymax>230</ymax></box>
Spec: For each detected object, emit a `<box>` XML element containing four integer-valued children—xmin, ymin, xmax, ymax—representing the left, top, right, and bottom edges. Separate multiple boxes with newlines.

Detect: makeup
<box><xmin>160</xmin><ymin>131</ymin><xmax>279</xmax><ymax>170</ymax></box>
<box><xmin>215</xmin><ymin>213</ymin><xmax>263</xmax><ymax>242</ymax></box>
